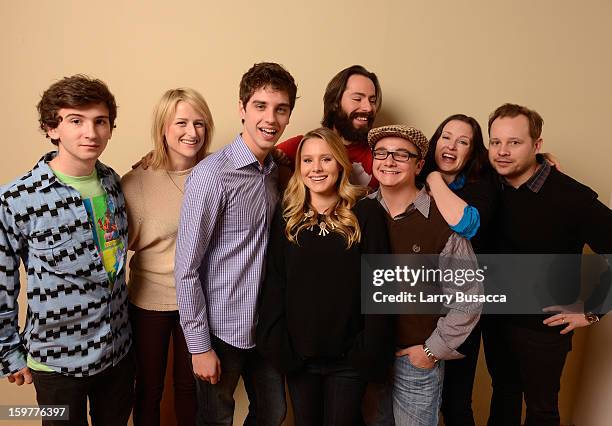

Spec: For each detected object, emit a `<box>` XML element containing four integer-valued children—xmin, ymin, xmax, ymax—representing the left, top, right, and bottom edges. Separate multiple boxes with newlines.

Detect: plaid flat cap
<box><xmin>368</xmin><ymin>124</ymin><xmax>429</xmax><ymax>158</ymax></box>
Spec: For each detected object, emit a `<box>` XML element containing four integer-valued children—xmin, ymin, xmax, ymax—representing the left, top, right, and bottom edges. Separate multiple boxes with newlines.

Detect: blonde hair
<box><xmin>282</xmin><ymin>127</ymin><xmax>366</xmax><ymax>248</ymax></box>
<box><xmin>150</xmin><ymin>88</ymin><xmax>214</xmax><ymax>170</ymax></box>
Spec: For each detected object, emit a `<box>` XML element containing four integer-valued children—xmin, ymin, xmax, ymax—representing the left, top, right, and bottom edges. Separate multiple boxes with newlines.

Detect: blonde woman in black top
<box><xmin>257</xmin><ymin>127</ymin><xmax>392</xmax><ymax>426</ymax></box>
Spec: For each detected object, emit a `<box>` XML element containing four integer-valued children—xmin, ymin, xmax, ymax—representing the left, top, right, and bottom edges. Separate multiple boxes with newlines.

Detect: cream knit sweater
<box><xmin>121</xmin><ymin>165</ymin><xmax>193</xmax><ymax>311</ymax></box>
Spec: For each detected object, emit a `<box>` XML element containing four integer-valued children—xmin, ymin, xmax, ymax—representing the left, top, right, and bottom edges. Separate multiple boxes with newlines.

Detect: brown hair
<box><xmin>239</xmin><ymin>62</ymin><xmax>297</xmax><ymax>111</ymax></box>
<box><xmin>37</xmin><ymin>74</ymin><xmax>117</xmax><ymax>145</ymax></box>
<box><xmin>488</xmin><ymin>103</ymin><xmax>544</xmax><ymax>140</ymax></box>
<box><xmin>321</xmin><ymin>65</ymin><xmax>382</xmax><ymax>129</ymax></box>
<box><xmin>421</xmin><ymin>114</ymin><xmax>493</xmax><ymax>183</ymax></box>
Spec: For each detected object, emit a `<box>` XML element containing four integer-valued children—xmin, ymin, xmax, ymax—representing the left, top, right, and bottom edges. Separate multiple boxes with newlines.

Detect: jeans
<box><xmin>393</xmin><ymin>355</ymin><xmax>443</xmax><ymax>426</ymax></box>
<box><xmin>441</xmin><ymin>321</ymin><xmax>481</xmax><ymax>426</ymax></box>
<box><xmin>367</xmin><ymin>355</ymin><xmax>443</xmax><ymax>426</ymax></box>
<box><xmin>287</xmin><ymin>358</ymin><xmax>366</xmax><ymax>426</ymax></box>
<box><xmin>195</xmin><ymin>334</ymin><xmax>286</xmax><ymax>426</ymax></box>
<box><xmin>130</xmin><ymin>304</ymin><xmax>196</xmax><ymax>426</ymax></box>
<box><xmin>482</xmin><ymin>316</ymin><xmax>571</xmax><ymax>426</ymax></box>
<box><xmin>31</xmin><ymin>352</ymin><xmax>135</xmax><ymax>426</ymax></box>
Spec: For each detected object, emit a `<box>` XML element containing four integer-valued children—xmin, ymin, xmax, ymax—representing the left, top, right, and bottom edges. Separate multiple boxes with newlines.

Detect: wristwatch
<box><xmin>585</xmin><ymin>312</ymin><xmax>600</xmax><ymax>325</ymax></box>
<box><xmin>422</xmin><ymin>344</ymin><xmax>439</xmax><ymax>364</ymax></box>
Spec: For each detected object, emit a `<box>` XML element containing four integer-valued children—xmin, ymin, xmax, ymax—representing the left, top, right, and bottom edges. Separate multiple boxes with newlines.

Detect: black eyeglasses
<box><xmin>372</xmin><ymin>149</ymin><xmax>420</xmax><ymax>162</ymax></box>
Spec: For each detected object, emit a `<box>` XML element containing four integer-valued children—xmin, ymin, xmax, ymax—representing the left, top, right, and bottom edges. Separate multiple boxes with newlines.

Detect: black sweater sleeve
<box><xmin>580</xmin><ymin>190</ymin><xmax>612</xmax><ymax>315</ymax></box>
<box><xmin>256</xmin><ymin>208</ymin><xmax>303</xmax><ymax>372</ymax></box>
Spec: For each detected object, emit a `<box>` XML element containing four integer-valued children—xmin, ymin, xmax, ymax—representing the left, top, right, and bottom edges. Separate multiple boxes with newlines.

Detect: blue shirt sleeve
<box><xmin>450</xmin><ymin>205</ymin><xmax>480</xmax><ymax>239</ymax></box>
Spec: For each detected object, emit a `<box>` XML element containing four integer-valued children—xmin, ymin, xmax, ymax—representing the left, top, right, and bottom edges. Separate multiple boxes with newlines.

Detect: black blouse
<box><xmin>256</xmin><ymin>197</ymin><xmax>393</xmax><ymax>382</ymax></box>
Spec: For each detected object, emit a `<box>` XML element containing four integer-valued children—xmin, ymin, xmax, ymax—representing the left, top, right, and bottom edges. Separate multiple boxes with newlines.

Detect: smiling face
<box><xmin>47</xmin><ymin>103</ymin><xmax>112</xmax><ymax>174</ymax></box>
<box><xmin>434</xmin><ymin>119</ymin><xmax>474</xmax><ymax>181</ymax></box>
<box><xmin>299</xmin><ymin>137</ymin><xmax>341</xmax><ymax>199</ymax></box>
<box><xmin>240</xmin><ymin>86</ymin><xmax>291</xmax><ymax>163</ymax></box>
<box><xmin>372</xmin><ymin>136</ymin><xmax>424</xmax><ymax>189</ymax></box>
<box><xmin>488</xmin><ymin>115</ymin><xmax>542</xmax><ymax>188</ymax></box>
<box><xmin>334</xmin><ymin>74</ymin><xmax>377</xmax><ymax>144</ymax></box>
<box><xmin>164</xmin><ymin>101</ymin><xmax>207</xmax><ymax>170</ymax></box>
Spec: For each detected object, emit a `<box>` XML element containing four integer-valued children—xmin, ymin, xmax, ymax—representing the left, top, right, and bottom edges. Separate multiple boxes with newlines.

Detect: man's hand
<box><xmin>541</xmin><ymin>152</ymin><xmax>562</xmax><ymax>171</ymax></box>
<box><xmin>7</xmin><ymin>367</ymin><xmax>32</xmax><ymax>386</ymax></box>
<box><xmin>131</xmin><ymin>151</ymin><xmax>154</xmax><ymax>170</ymax></box>
<box><xmin>349</xmin><ymin>162</ymin><xmax>372</xmax><ymax>186</ymax></box>
<box><xmin>543</xmin><ymin>303</ymin><xmax>591</xmax><ymax>334</ymax></box>
<box><xmin>271</xmin><ymin>148</ymin><xmax>292</xmax><ymax>167</ymax></box>
<box><xmin>395</xmin><ymin>345</ymin><xmax>435</xmax><ymax>369</ymax></box>
<box><xmin>192</xmin><ymin>350</ymin><xmax>222</xmax><ymax>384</ymax></box>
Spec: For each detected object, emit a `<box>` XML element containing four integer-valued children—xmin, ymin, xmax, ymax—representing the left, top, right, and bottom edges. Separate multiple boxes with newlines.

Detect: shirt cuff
<box><xmin>1</xmin><ymin>347</ymin><xmax>27</xmax><ymax>376</ymax></box>
<box><xmin>425</xmin><ymin>330</ymin><xmax>464</xmax><ymax>361</ymax></box>
<box><xmin>450</xmin><ymin>205</ymin><xmax>480</xmax><ymax>239</ymax></box>
<box><xmin>184</xmin><ymin>329</ymin><xmax>212</xmax><ymax>355</ymax></box>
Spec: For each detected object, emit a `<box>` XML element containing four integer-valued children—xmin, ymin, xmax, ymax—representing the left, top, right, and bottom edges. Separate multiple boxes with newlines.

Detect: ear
<box><xmin>415</xmin><ymin>159</ymin><xmax>425</xmax><ymax>176</ymax></box>
<box><xmin>534</xmin><ymin>137</ymin><xmax>543</xmax><ymax>153</ymax></box>
<box><xmin>238</xmin><ymin>100</ymin><xmax>246</xmax><ymax>121</ymax></box>
<box><xmin>47</xmin><ymin>126</ymin><xmax>59</xmax><ymax>141</ymax></box>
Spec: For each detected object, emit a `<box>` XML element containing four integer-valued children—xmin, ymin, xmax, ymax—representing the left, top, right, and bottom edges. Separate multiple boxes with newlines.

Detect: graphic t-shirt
<box><xmin>27</xmin><ymin>168</ymin><xmax>124</xmax><ymax>372</ymax></box>
<box><xmin>53</xmin><ymin>169</ymin><xmax>124</xmax><ymax>285</ymax></box>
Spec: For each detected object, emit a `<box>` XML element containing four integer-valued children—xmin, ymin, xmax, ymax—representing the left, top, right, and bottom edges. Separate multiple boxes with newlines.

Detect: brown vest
<box><xmin>386</xmin><ymin>198</ymin><xmax>453</xmax><ymax>348</ymax></box>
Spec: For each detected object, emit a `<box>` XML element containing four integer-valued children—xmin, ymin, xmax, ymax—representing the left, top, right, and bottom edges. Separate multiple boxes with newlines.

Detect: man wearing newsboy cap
<box><xmin>366</xmin><ymin>125</ymin><xmax>482</xmax><ymax>426</ymax></box>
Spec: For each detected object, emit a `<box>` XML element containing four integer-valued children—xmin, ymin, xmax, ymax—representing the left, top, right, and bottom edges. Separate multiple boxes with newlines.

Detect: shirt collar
<box><xmin>230</xmin><ymin>134</ymin><xmax>276</xmax><ymax>174</ymax></box>
<box><xmin>500</xmin><ymin>154</ymin><xmax>551</xmax><ymax>193</ymax></box>
<box><xmin>31</xmin><ymin>151</ymin><xmax>113</xmax><ymax>190</ymax></box>
<box><xmin>369</xmin><ymin>185</ymin><xmax>431</xmax><ymax>220</ymax></box>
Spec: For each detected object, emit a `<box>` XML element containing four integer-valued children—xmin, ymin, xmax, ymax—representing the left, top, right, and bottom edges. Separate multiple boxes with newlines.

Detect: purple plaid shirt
<box><xmin>175</xmin><ymin>135</ymin><xmax>278</xmax><ymax>354</ymax></box>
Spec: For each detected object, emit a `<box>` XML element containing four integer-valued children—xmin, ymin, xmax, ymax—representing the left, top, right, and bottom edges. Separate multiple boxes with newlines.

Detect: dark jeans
<box><xmin>195</xmin><ymin>334</ymin><xmax>286</xmax><ymax>426</ymax></box>
<box><xmin>130</xmin><ymin>304</ymin><xmax>196</xmax><ymax>426</ymax></box>
<box><xmin>31</xmin><ymin>352</ymin><xmax>135</xmax><ymax>426</ymax></box>
<box><xmin>482</xmin><ymin>316</ymin><xmax>571</xmax><ymax>426</ymax></box>
<box><xmin>441</xmin><ymin>321</ymin><xmax>482</xmax><ymax>426</ymax></box>
<box><xmin>287</xmin><ymin>358</ymin><xmax>366</xmax><ymax>426</ymax></box>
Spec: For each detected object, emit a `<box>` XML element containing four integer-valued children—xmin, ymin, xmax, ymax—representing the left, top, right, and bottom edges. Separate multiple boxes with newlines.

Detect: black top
<box><xmin>492</xmin><ymin>166</ymin><xmax>612</xmax><ymax>324</ymax></box>
<box><xmin>256</xmin><ymin>197</ymin><xmax>393</xmax><ymax>382</ymax></box>
<box><xmin>493</xmin><ymin>167</ymin><xmax>612</xmax><ymax>255</ymax></box>
<box><xmin>453</xmin><ymin>171</ymin><xmax>499</xmax><ymax>253</ymax></box>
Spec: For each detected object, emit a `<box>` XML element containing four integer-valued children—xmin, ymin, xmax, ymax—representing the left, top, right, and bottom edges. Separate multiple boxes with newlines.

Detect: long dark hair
<box><xmin>421</xmin><ymin>114</ymin><xmax>491</xmax><ymax>183</ymax></box>
<box><xmin>321</xmin><ymin>65</ymin><xmax>381</xmax><ymax>129</ymax></box>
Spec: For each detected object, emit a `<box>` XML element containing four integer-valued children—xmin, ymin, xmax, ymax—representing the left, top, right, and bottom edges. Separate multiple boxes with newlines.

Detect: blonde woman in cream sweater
<box><xmin>121</xmin><ymin>88</ymin><xmax>214</xmax><ymax>426</ymax></box>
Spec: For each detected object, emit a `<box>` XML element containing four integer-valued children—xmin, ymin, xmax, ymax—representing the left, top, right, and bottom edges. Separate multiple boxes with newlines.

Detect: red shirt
<box><xmin>276</xmin><ymin>135</ymin><xmax>378</xmax><ymax>189</ymax></box>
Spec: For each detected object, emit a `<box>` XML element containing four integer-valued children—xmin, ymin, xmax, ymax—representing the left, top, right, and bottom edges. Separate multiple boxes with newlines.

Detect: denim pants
<box><xmin>368</xmin><ymin>355</ymin><xmax>444</xmax><ymax>426</ymax></box>
<box><xmin>287</xmin><ymin>358</ymin><xmax>367</xmax><ymax>426</ymax></box>
<box><xmin>31</xmin><ymin>352</ymin><xmax>135</xmax><ymax>426</ymax></box>
<box><xmin>195</xmin><ymin>334</ymin><xmax>286</xmax><ymax>426</ymax></box>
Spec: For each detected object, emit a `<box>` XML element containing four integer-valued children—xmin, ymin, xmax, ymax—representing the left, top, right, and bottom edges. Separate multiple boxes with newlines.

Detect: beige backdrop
<box><xmin>1</xmin><ymin>1</ymin><xmax>611</xmax><ymax>425</ymax></box>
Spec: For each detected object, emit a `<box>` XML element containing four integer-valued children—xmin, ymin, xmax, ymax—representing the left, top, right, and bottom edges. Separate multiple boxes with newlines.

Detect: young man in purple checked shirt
<box><xmin>175</xmin><ymin>62</ymin><xmax>297</xmax><ymax>426</ymax></box>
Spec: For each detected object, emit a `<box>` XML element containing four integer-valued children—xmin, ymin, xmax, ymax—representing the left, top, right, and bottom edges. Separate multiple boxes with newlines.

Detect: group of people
<box><xmin>0</xmin><ymin>62</ymin><xmax>611</xmax><ymax>426</ymax></box>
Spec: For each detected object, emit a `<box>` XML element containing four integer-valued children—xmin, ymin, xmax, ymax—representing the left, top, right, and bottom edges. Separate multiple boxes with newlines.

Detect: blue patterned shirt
<box><xmin>0</xmin><ymin>152</ymin><xmax>131</xmax><ymax>377</ymax></box>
